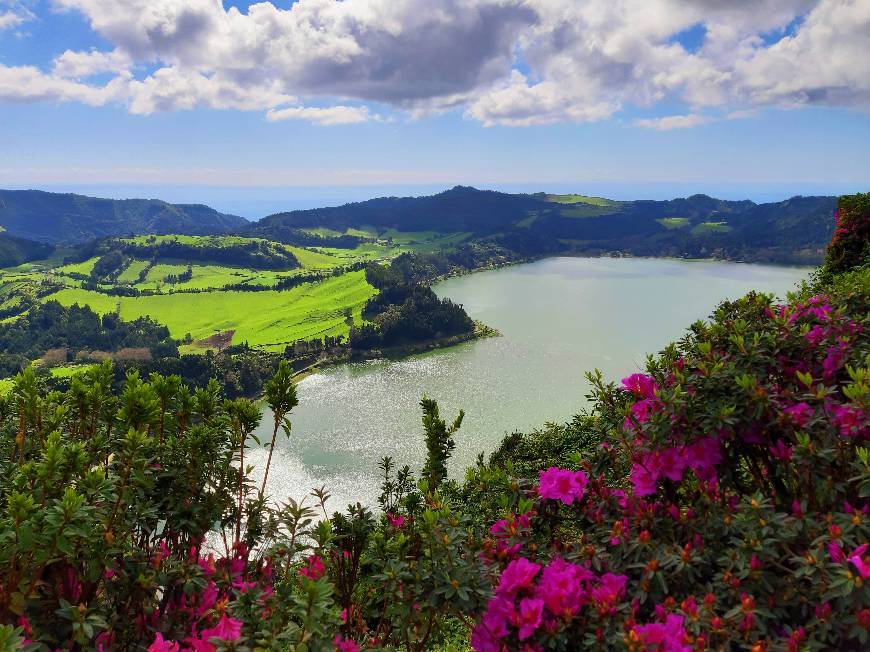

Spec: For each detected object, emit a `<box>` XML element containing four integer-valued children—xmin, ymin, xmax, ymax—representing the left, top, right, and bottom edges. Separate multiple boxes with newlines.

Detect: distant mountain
<box><xmin>246</xmin><ymin>186</ymin><xmax>838</xmax><ymax>264</ymax></box>
<box><xmin>0</xmin><ymin>232</ymin><xmax>54</xmax><ymax>267</ymax></box>
<box><xmin>0</xmin><ymin>189</ymin><xmax>249</xmax><ymax>244</ymax></box>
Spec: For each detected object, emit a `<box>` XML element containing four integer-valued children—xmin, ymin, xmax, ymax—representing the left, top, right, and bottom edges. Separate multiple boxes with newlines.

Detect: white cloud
<box><xmin>266</xmin><ymin>105</ymin><xmax>375</xmax><ymax>126</ymax></box>
<box><xmin>52</xmin><ymin>49</ymin><xmax>131</xmax><ymax>78</ymax></box>
<box><xmin>0</xmin><ymin>1</ymin><xmax>34</xmax><ymax>32</ymax></box>
<box><xmin>635</xmin><ymin>114</ymin><xmax>713</xmax><ymax>131</ymax></box>
<box><xmin>0</xmin><ymin>0</ymin><xmax>864</xmax><ymax>127</ymax></box>
<box><xmin>0</xmin><ymin>63</ymin><xmax>128</xmax><ymax>104</ymax></box>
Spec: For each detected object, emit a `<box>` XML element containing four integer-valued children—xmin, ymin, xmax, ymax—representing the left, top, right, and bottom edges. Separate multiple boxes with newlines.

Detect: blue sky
<box><xmin>1</xmin><ymin>1</ymin><xmax>868</xmax><ymax>218</ymax></box>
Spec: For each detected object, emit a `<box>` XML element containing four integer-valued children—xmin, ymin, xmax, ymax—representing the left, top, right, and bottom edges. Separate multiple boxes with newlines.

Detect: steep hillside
<box><xmin>0</xmin><ymin>232</ymin><xmax>54</xmax><ymax>267</ymax></box>
<box><xmin>0</xmin><ymin>189</ymin><xmax>248</xmax><ymax>244</ymax></box>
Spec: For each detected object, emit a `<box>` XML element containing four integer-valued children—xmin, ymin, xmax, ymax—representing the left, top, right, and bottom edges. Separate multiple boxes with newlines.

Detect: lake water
<box><xmin>248</xmin><ymin>257</ymin><xmax>809</xmax><ymax>512</ymax></box>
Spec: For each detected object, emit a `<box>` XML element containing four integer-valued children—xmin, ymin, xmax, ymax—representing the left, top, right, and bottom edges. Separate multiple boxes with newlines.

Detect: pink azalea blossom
<box><xmin>658</xmin><ymin>447</ymin><xmax>687</xmax><ymax>482</ymax></box>
<box><xmin>828</xmin><ymin>542</ymin><xmax>845</xmax><ymax>563</ymax></box>
<box><xmin>334</xmin><ymin>635</ymin><xmax>360</xmax><ymax>652</ymax></box>
<box><xmin>194</xmin><ymin>581</ymin><xmax>219</xmax><ymax>617</ymax></box>
<box><xmin>538</xmin><ymin>468</ymin><xmax>589</xmax><ymax>505</ymax></box>
<box><xmin>482</xmin><ymin>595</ymin><xmax>515</xmax><ymax>638</ymax></box>
<box><xmin>847</xmin><ymin>544</ymin><xmax>870</xmax><ymax>578</ymax></box>
<box><xmin>589</xmin><ymin>573</ymin><xmax>627</xmax><ymax>609</ymax></box>
<box><xmin>831</xmin><ymin>404</ymin><xmax>868</xmax><ymax>438</ymax></box>
<box><xmin>769</xmin><ymin>439</ymin><xmax>793</xmax><ymax>461</ymax></box>
<box><xmin>784</xmin><ymin>402</ymin><xmax>814</xmax><ymax>427</ymax></box>
<box><xmin>631</xmin><ymin>462</ymin><xmax>659</xmax><ymax>497</ymax></box>
<box><xmin>632</xmin><ymin>614</ymin><xmax>691</xmax><ymax>651</ymax></box>
<box><xmin>534</xmin><ymin>557</ymin><xmax>592</xmax><ymax>617</ymax></box>
<box><xmin>201</xmin><ymin>614</ymin><xmax>243</xmax><ymax>642</ymax></box>
<box><xmin>148</xmin><ymin>633</ymin><xmax>180</xmax><ymax>652</ymax></box>
<box><xmin>299</xmin><ymin>554</ymin><xmax>326</xmax><ymax>580</ymax></box>
<box><xmin>516</xmin><ymin>598</ymin><xmax>544</xmax><ymax>640</ymax></box>
<box><xmin>386</xmin><ymin>513</ymin><xmax>406</xmax><ymax>528</ymax></box>
<box><xmin>621</xmin><ymin>373</ymin><xmax>659</xmax><ymax>399</ymax></box>
<box><xmin>496</xmin><ymin>557</ymin><xmax>541</xmax><ymax>596</ymax></box>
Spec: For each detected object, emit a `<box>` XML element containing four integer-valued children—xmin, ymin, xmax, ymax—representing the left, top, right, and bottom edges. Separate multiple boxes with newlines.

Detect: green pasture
<box><xmin>55</xmin><ymin>256</ymin><xmax>100</xmax><ymax>277</ymax></box>
<box><xmin>657</xmin><ymin>217</ymin><xmax>690</xmax><ymax>230</ymax></box>
<box><xmin>117</xmin><ymin>259</ymin><xmax>150</xmax><ymax>283</ymax></box>
<box><xmin>545</xmin><ymin>194</ymin><xmax>619</xmax><ymax>207</ymax></box>
<box><xmin>691</xmin><ymin>221</ymin><xmax>732</xmax><ymax>235</ymax></box>
<box><xmin>45</xmin><ymin>271</ymin><xmax>376</xmax><ymax>351</ymax></box>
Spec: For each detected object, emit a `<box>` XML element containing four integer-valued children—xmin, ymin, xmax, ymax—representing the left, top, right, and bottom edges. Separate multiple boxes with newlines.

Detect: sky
<box><xmin>1</xmin><ymin>0</ymin><xmax>868</xmax><ymax>219</ymax></box>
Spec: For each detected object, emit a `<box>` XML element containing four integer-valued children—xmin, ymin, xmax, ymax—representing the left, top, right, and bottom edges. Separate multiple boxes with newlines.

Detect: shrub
<box><xmin>468</xmin><ymin>281</ymin><xmax>869</xmax><ymax>649</ymax></box>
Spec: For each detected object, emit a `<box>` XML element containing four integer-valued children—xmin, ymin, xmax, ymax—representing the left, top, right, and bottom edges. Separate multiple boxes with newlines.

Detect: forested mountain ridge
<box><xmin>0</xmin><ymin>189</ymin><xmax>248</xmax><ymax>244</ymax></box>
<box><xmin>248</xmin><ymin>186</ymin><xmax>837</xmax><ymax>263</ymax></box>
<box><xmin>0</xmin><ymin>186</ymin><xmax>837</xmax><ymax>263</ymax></box>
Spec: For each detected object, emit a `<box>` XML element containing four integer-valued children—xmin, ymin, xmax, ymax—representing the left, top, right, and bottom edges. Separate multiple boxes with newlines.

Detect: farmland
<box><xmin>0</xmin><ymin>230</ymin><xmax>448</xmax><ymax>355</ymax></box>
<box><xmin>48</xmin><ymin>270</ymin><xmax>376</xmax><ymax>351</ymax></box>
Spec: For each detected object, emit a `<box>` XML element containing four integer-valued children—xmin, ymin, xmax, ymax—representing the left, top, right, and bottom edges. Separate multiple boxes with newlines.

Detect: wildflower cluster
<box><xmin>470</xmin><ymin>273</ymin><xmax>869</xmax><ymax>649</ymax></box>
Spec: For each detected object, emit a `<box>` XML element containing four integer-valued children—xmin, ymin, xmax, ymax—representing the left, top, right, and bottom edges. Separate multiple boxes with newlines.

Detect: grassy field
<box><xmin>47</xmin><ymin>271</ymin><xmax>376</xmax><ymax>351</ymax></box>
<box><xmin>657</xmin><ymin>217</ymin><xmax>690</xmax><ymax>230</ymax></box>
<box><xmin>55</xmin><ymin>256</ymin><xmax>100</xmax><ymax>276</ymax></box>
<box><xmin>545</xmin><ymin>194</ymin><xmax>620</xmax><ymax>207</ymax></box>
<box><xmin>117</xmin><ymin>259</ymin><xmax>150</xmax><ymax>283</ymax></box>
<box><xmin>49</xmin><ymin>364</ymin><xmax>97</xmax><ymax>379</ymax></box>
<box><xmin>691</xmin><ymin>221</ymin><xmax>732</xmax><ymax>235</ymax></box>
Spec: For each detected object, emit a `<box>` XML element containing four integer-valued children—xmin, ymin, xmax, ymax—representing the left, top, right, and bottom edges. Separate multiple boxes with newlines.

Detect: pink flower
<box><xmin>148</xmin><ymin>633</ymin><xmax>180</xmax><ymax>652</ymax></box>
<box><xmin>632</xmin><ymin>614</ymin><xmax>691</xmax><ymax>651</ymax></box>
<box><xmin>194</xmin><ymin>581</ymin><xmax>219</xmax><ymax>617</ymax></box>
<box><xmin>847</xmin><ymin>544</ymin><xmax>870</xmax><ymax>578</ymax></box>
<box><xmin>589</xmin><ymin>573</ymin><xmax>627</xmax><ymax>609</ymax></box>
<box><xmin>497</xmin><ymin>557</ymin><xmax>541</xmax><ymax>596</ymax></box>
<box><xmin>198</xmin><ymin>554</ymin><xmax>216</xmax><ymax>576</ymax></box>
<box><xmin>386</xmin><ymin>513</ymin><xmax>406</xmax><ymax>528</ymax></box>
<box><xmin>299</xmin><ymin>554</ymin><xmax>326</xmax><ymax>580</ymax></box>
<box><xmin>768</xmin><ymin>439</ymin><xmax>793</xmax><ymax>461</ymax></box>
<box><xmin>479</xmin><ymin>595</ymin><xmax>514</xmax><ymax>640</ymax></box>
<box><xmin>516</xmin><ymin>598</ymin><xmax>544</xmax><ymax>640</ymax></box>
<box><xmin>658</xmin><ymin>448</ymin><xmax>687</xmax><ymax>482</ymax></box>
<box><xmin>622</xmin><ymin>373</ymin><xmax>658</xmax><ymax>399</ymax></box>
<box><xmin>822</xmin><ymin>343</ymin><xmax>846</xmax><ymax>378</ymax></box>
<box><xmin>784</xmin><ymin>402</ymin><xmax>813</xmax><ymax>427</ymax></box>
<box><xmin>534</xmin><ymin>558</ymin><xmax>592</xmax><ymax>617</ymax></box>
<box><xmin>631</xmin><ymin>462</ymin><xmax>659</xmax><ymax>497</ymax></box>
<box><xmin>679</xmin><ymin>436</ymin><xmax>721</xmax><ymax>483</ymax></box>
<box><xmin>471</xmin><ymin>622</ymin><xmax>501</xmax><ymax>652</ymax></box>
<box><xmin>538</xmin><ymin>468</ymin><xmax>588</xmax><ymax>505</ymax></box>
<box><xmin>831</xmin><ymin>404</ymin><xmax>868</xmax><ymax>438</ymax></box>
<box><xmin>334</xmin><ymin>635</ymin><xmax>360</xmax><ymax>652</ymax></box>
<box><xmin>201</xmin><ymin>614</ymin><xmax>243</xmax><ymax>642</ymax></box>
<box><xmin>828</xmin><ymin>542</ymin><xmax>845</xmax><ymax>563</ymax></box>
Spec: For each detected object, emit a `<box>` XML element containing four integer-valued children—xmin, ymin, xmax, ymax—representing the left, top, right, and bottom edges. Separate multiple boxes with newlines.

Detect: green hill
<box><xmin>0</xmin><ymin>232</ymin><xmax>54</xmax><ymax>267</ymax></box>
<box><xmin>245</xmin><ymin>187</ymin><xmax>838</xmax><ymax>264</ymax></box>
<box><xmin>0</xmin><ymin>189</ymin><xmax>248</xmax><ymax>244</ymax></box>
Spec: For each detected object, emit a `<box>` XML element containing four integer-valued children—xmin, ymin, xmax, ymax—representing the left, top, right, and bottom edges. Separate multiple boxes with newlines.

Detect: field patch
<box><xmin>656</xmin><ymin>217</ymin><xmax>690</xmax><ymax>230</ymax></box>
<box><xmin>46</xmin><ymin>270</ymin><xmax>376</xmax><ymax>351</ymax></box>
<box><xmin>691</xmin><ymin>221</ymin><xmax>732</xmax><ymax>235</ymax></box>
<box><xmin>545</xmin><ymin>194</ymin><xmax>620</xmax><ymax>207</ymax></box>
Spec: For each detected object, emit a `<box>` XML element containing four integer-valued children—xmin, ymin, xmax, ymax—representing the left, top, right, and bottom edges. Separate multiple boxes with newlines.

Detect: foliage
<box><xmin>120</xmin><ymin>237</ymin><xmax>300</xmax><ymax>271</ymax></box>
<box><xmin>466</xmin><ymin>269</ymin><xmax>869</xmax><ymax>649</ymax></box>
<box><xmin>0</xmin><ymin>301</ymin><xmax>177</xmax><ymax>378</ymax></box>
<box><xmin>0</xmin><ymin>364</ymin><xmax>490</xmax><ymax>651</ymax></box>
<box><xmin>822</xmin><ymin>193</ymin><xmax>870</xmax><ymax>278</ymax></box>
